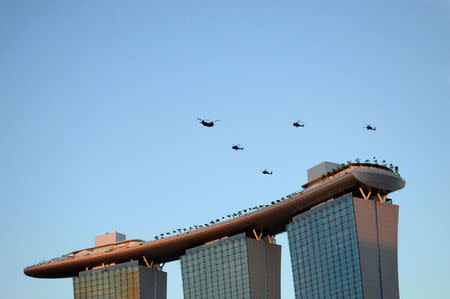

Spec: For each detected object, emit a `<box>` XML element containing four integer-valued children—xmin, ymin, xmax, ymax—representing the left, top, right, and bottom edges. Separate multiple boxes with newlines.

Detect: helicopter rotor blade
<box><xmin>212</xmin><ymin>120</ymin><xmax>220</xmax><ymax>122</ymax></box>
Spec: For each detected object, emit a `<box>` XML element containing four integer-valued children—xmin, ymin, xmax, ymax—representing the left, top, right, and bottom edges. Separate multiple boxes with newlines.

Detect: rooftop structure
<box><xmin>307</xmin><ymin>161</ymin><xmax>341</xmax><ymax>182</ymax></box>
<box><xmin>94</xmin><ymin>232</ymin><xmax>126</xmax><ymax>247</ymax></box>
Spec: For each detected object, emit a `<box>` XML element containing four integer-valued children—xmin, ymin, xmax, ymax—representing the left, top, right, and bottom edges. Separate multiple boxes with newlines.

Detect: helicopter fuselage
<box><xmin>201</xmin><ymin>121</ymin><xmax>214</xmax><ymax>127</ymax></box>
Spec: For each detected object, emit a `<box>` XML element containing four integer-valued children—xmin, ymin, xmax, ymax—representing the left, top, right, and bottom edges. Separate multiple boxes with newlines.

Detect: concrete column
<box><xmin>353</xmin><ymin>197</ymin><xmax>400</xmax><ymax>299</ymax></box>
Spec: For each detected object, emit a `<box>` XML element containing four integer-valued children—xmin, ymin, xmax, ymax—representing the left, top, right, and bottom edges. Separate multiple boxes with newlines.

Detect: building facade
<box><xmin>180</xmin><ymin>233</ymin><xmax>281</xmax><ymax>299</ymax></box>
<box><xmin>287</xmin><ymin>192</ymin><xmax>399</xmax><ymax>299</ymax></box>
<box><xmin>73</xmin><ymin>261</ymin><xmax>167</xmax><ymax>299</ymax></box>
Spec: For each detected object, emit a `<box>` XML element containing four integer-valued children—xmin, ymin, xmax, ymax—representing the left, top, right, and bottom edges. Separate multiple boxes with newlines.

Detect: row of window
<box><xmin>184</xmin><ymin>290</ymin><xmax>250</xmax><ymax>299</ymax></box>
<box><xmin>288</xmin><ymin>195</ymin><xmax>363</xmax><ymax>299</ymax></box>
<box><xmin>293</xmin><ymin>253</ymin><xmax>360</xmax><ymax>263</ymax></box>
<box><xmin>183</xmin><ymin>283</ymin><xmax>250</xmax><ymax>292</ymax></box>
<box><xmin>291</xmin><ymin>241</ymin><xmax>358</xmax><ymax>255</ymax></box>
<box><xmin>293</xmin><ymin>264</ymin><xmax>360</xmax><ymax>276</ymax></box>
<box><xmin>181</xmin><ymin>236</ymin><xmax>252</xmax><ymax>299</ymax></box>
<box><xmin>294</xmin><ymin>272</ymin><xmax>362</xmax><ymax>287</ymax></box>
<box><xmin>296</xmin><ymin>289</ymin><xmax>361</xmax><ymax>299</ymax></box>
<box><xmin>293</xmin><ymin>222</ymin><xmax>355</xmax><ymax>235</ymax></box>
<box><xmin>74</xmin><ymin>281</ymin><xmax>139</xmax><ymax>289</ymax></box>
<box><xmin>294</xmin><ymin>213</ymin><xmax>355</xmax><ymax>226</ymax></box>
<box><xmin>183</xmin><ymin>270</ymin><xmax>248</xmax><ymax>280</ymax></box>
<box><xmin>183</xmin><ymin>260</ymin><xmax>247</xmax><ymax>269</ymax></box>
<box><xmin>293</xmin><ymin>256</ymin><xmax>358</xmax><ymax>268</ymax></box>
<box><xmin>74</xmin><ymin>290</ymin><xmax>139</xmax><ymax>297</ymax></box>
<box><xmin>293</xmin><ymin>263</ymin><xmax>361</xmax><ymax>275</ymax></box>
<box><xmin>296</xmin><ymin>214</ymin><xmax>354</xmax><ymax>226</ymax></box>
<box><xmin>75</xmin><ymin>277</ymin><xmax>139</xmax><ymax>284</ymax></box>
<box><xmin>77</xmin><ymin>272</ymin><xmax>138</xmax><ymax>281</ymax></box>
<box><xmin>183</xmin><ymin>256</ymin><xmax>247</xmax><ymax>266</ymax></box>
<box><xmin>186</xmin><ymin>238</ymin><xmax>246</xmax><ymax>254</ymax></box>
<box><xmin>184</xmin><ymin>250</ymin><xmax>246</xmax><ymax>260</ymax></box>
<box><xmin>75</xmin><ymin>290</ymin><xmax>139</xmax><ymax>295</ymax></box>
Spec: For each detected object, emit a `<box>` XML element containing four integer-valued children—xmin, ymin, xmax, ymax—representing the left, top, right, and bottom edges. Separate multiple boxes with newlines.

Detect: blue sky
<box><xmin>1</xmin><ymin>1</ymin><xmax>449</xmax><ymax>298</ymax></box>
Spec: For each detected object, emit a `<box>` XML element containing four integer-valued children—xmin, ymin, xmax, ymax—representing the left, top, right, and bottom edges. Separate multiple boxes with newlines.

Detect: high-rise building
<box><xmin>73</xmin><ymin>261</ymin><xmax>167</xmax><ymax>299</ymax></box>
<box><xmin>180</xmin><ymin>233</ymin><xmax>281</xmax><ymax>299</ymax></box>
<box><xmin>288</xmin><ymin>192</ymin><xmax>399</xmax><ymax>299</ymax></box>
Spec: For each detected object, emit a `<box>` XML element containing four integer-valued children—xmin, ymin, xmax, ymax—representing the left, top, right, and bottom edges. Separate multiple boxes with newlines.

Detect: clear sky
<box><xmin>1</xmin><ymin>1</ymin><xmax>449</xmax><ymax>298</ymax></box>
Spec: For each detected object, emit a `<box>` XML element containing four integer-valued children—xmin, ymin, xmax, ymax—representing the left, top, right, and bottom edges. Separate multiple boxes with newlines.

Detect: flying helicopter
<box><xmin>365</xmin><ymin>124</ymin><xmax>376</xmax><ymax>131</ymax></box>
<box><xmin>232</xmin><ymin>144</ymin><xmax>244</xmax><ymax>150</ymax></box>
<box><xmin>197</xmin><ymin>118</ymin><xmax>220</xmax><ymax>127</ymax></box>
<box><xmin>261</xmin><ymin>169</ymin><xmax>273</xmax><ymax>175</ymax></box>
<box><xmin>293</xmin><ymin>120</ymin><xmax>304</xmax><ymax>127</ymax></box>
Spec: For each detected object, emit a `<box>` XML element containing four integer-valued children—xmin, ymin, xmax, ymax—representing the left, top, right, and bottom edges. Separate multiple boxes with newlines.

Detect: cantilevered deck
<box><xmin>24</xmin><ymin>164</ymin><xmax>405</xmax><ymax>278</ymax></box>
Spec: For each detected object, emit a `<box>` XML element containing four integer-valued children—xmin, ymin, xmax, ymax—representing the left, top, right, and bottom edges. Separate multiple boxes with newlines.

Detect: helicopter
<box><xmin>261</xmin><ymin>169</ymin><xmax>273</xmax><ymax>175</ymax></box>
<box><xmin>232</xmin><ymin>144</ymin><xmax>244</xmax><ymax>150</ymax></box>
<box><xmin>365</xmin><ymin>124</ymin><xmax>376</xmax><ymax>131</ymax></box>
<box><xmin>197</xmin><ymin>118</ymin><xmax>220</xmax><ymax>127</ymax></box>
<box><xmin>293</xmin><ymin>120</ymin><xmax>304</xmax><ymax>127</ymax></box>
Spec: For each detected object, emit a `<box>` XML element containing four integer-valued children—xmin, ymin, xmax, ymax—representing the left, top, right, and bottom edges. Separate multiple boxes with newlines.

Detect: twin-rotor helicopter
<box><xmin>197</xmin><ymin>118</ymin><xmax>220</xmax><ymax>127</ymax></box>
